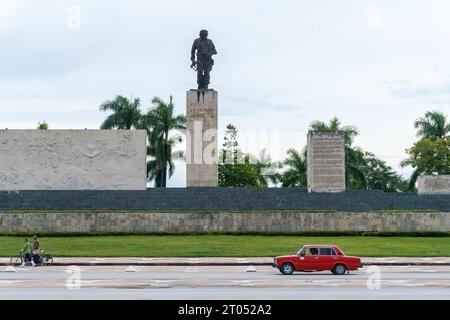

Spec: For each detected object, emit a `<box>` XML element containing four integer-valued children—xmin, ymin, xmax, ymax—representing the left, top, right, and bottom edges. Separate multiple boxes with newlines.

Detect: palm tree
<box><xmin>309</xmin><ymin>116</ymin><xmax>359</xmax><ymax>146</ymax></box>
<box><xmin>280</xmin><ymin>149</ymin><xmax>307</xmax><ymax>187</ymax></box>
<box><xmin>309</xmin><ymin>117</ymin><xmax>366</xmax><ymax>188</ymax></box>
<box><xmin>142</xmin><ymin>96</ymin><xmax>186</xmax><ymax>188</ymax></box>
<box><xmin>250</xmin><ymin>149</ymin><xmax>280</xmax><ymax>187</ymax></box>
<box><xmin>404</xmin><ymin>111</ymin><xmax>450</xmax><ymax>191</ymax></box>
<box><xmin>414</xmin><ymin>111</ymin><xmax>450</xmax><ymax>140</ymax></box>
<box><xmin>99</xmin><ymin>95</ymin><xmax>142</xmax><ymax>129</ymax></box>
<box><xmin>37</xmin><ymin>121</ymin><xmax>48</xmax><ymax>130</ymax></box>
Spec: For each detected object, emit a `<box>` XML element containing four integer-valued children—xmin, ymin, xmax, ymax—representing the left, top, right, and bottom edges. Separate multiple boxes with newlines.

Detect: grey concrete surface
<box><xmin>2</xmin><ymin>257</ymin><xmax>450</xmax><ymax>266</ymax></box>
<box><xmin>0</xmin><ymin>265</ymin><xmax>448</xmax><ymax>300</ymax></box>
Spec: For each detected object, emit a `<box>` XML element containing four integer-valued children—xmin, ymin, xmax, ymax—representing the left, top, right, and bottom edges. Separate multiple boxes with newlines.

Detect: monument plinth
<box><xmin>307</xmin><ymin>131</ymin><xmax>346</xmax><ymax>193</ymax></box>
<box><xmin>0</xmin><ymin>130</ymin><xmax>147</xmax><ymax>190</ymax></box>
<box><xmin>186</xmin><ymin>90</ymin><xmax>218</xmax><ymax>187</ymax></box>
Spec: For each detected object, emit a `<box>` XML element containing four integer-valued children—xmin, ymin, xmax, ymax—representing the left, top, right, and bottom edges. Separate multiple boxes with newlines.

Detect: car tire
<box><xmin>280</xmin><ymin>263</ymin><xmax>294</xmax><ymax>275</ymax></box>
<box><xmin>333</xmin><ymin>264</ymin><xmax>347</xmax><ymax>275</ymax></box>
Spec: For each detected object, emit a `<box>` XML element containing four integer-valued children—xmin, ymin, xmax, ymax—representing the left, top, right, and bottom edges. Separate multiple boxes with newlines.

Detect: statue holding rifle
<box><xmin>191</xmin><ymin>30</ymin><xmax>217</xmax><ymax>90</ymax></box>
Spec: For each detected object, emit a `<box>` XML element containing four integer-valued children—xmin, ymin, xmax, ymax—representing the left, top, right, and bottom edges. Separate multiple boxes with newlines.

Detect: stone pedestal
<box><xmin>418</xmin><ymin>175</ymin><xmax>450</xmax><ymax>195</ymax></box>
<box><xmin>186</xmin><ymin>89</ymin><xmax>218</xmax><ymax>187</ymax></box>
<box><xmin>307</xmin><ymin>131</ymin><xmax>346</xmax><ymax>193</ymax></box>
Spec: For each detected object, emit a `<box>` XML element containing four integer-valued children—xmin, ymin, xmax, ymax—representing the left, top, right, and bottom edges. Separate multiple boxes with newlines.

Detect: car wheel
<box><xmin>333</xmin><ymin>264</ymin><xmax>347</xmax><ymax>275</ymax></box>
<box><xmin>280</xmin><ymin>263</ymin><xmax>294</xmax><ymax>275</ymax></box>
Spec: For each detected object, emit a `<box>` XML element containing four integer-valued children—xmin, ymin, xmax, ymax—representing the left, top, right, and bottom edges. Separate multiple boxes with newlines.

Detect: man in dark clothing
<box><xmin>191</xmin><ymin>30</ymin><xmax>217</xmax><ymax>90</ymax></box>
<box><xmin>32</xmin><ymin>235</ymin><xmax>41</xmax><ymax>265</ymax></box>
<box><xmin>32</xmin><ymin>235</ymin><xmax>40</xmax><ymax>253</ymax></box>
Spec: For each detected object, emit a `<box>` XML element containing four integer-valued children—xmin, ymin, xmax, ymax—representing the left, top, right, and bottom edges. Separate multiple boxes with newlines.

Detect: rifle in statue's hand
<box><xmin>190</xmin><ymin>61</ymin><xmax>198</xmax><ymax>71</ymax></box>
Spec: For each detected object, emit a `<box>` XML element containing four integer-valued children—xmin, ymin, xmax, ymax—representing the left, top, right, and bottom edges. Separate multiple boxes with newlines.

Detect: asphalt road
<box><xmin>0</xmin><ymin>265</ymin><xmax>449</xmax><ymax>300</ymax></box>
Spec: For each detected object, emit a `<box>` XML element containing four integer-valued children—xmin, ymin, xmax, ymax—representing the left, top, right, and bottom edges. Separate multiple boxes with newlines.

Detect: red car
<box><xmin>273</xmin><ymin>245</ymin><xmax>362</xmax><ymax>275</ymax></box>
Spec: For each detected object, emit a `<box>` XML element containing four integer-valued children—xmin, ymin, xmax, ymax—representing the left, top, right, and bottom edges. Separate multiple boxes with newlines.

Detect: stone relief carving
<box><xmin>0</xmin><ymin>130</ymin><xmax>147</xmax><ymax>190</ymax></box>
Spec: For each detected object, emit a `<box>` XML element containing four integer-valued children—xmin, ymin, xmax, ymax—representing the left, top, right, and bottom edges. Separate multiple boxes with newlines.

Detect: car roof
<box><xmin>303</xmin><ymin>245</ymin><xmax>339</xmax><ymax>248</ymax></box>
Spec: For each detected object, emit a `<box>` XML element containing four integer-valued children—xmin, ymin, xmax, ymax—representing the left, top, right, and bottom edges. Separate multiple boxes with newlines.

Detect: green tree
<box><xmin>37</xmin><ymin>121</ymin><xmax>48</xmax><ymax>130</ymax></box>
<box><xmin>219</xmin><ymin>125</ymin><xmax>257</xmax><ymax>187</ymax></box>
<box><xmin>401</xmin><ymin>138</ymin><xmax>450</xmax><ymax>179</ymax></box>
<box><xmin>280</xmin><ymin>149</ymin><xmax>307</xmax><ymax>187</ymax></box>
<box><xmin>414</xmin><ymin>111</ymin><xmax>450</xmax><ymax>140</ymax></box>
<box><xmin>142</xmin><ymin>96</ymin><xmax>186</xmax><ymax>188</ymax></box>
<box><xmin>99</xmin><ymin>95</ymin><xmax>142</xmax><ymax>129</ymax></box>
<box><xmin>402</xmin><ymin>111</ymin><xmax>450</xmax><ymax>190</ymax></box>
<box><xmin>355</xmin><ymin>151</ymin><xmax>409</xmax><ymax>192</ymax></box>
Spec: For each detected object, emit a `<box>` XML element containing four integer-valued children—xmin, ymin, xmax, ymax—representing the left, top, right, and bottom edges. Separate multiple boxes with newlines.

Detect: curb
<box><xmin>2</xmin><ymin>262</ymin><xmax>450</xmax><ymax>267</ymax></box>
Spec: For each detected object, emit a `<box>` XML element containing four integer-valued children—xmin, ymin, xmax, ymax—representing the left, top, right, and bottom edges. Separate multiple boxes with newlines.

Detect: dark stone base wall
<box><xmin>0</xmin><ymin>189</ymin><xmax>449</xmax><ymax>212</ymax></box>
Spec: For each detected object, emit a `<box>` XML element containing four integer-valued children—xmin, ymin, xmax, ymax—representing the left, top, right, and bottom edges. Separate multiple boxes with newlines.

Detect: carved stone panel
<box><xmin>0</xmin><ymin>130</ymin><xmax>147</xmax><ymax>190</ymax></box>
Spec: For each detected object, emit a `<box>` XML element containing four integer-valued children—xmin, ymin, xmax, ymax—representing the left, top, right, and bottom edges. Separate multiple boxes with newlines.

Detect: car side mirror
<box><xmin>300</xmin><ymin>253</ymin><xmax>305</xmax><ymax>257</ymax></box>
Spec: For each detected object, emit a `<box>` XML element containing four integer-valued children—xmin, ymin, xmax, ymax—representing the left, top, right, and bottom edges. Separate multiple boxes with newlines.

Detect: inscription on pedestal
<box><xmin>186</xmin><ymin>90</ymin><xmax>218</xmax><ymax>187</ymax></box>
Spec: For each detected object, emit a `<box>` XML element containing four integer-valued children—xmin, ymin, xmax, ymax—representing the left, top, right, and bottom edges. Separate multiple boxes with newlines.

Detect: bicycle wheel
<box><xmin>45</xmin><ymin>255</ymin><xmax>54</xmax><ymax>265</ymax></box>
<box><xmin>33</xmin><ymin>255</ymin><xmax>43</xmax><ymax>266</ymax></box>
<box><xmin>10</xmin><ymin>256</ymin><xmax>23</xmax><ymax>266</ymax></box>
<box><xmin>41</xmin><ymin>255</ymin><xmax>52</xmax><ymax>265</ymax></box>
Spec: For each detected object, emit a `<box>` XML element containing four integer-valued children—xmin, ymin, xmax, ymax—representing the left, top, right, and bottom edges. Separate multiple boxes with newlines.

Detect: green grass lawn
<box><xmin>1</xmin><ymin>236</ymin><xmax>449</xmax><ymax>257</ymax></box>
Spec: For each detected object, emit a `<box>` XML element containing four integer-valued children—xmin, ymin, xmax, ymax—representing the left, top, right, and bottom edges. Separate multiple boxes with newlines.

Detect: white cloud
<box><xmin>0</xmin><ymin>0</ymin><xmax>24</xmax><ymax>34</ymax></box>
<box><xmin>1</xmin><ymin>0</ymin><xmax>450</xmax><ymax>187</ymax></box>
<box><xmin>366</xmin><ymin>4</ymin><xmax>382</xmax><ymax>30</ymax></box>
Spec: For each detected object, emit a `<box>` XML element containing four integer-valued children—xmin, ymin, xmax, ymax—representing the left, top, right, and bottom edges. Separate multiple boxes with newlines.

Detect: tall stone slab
<box><xmin>307</xmin><ymin>131</ymin><xmax>346</xmax><ymax>193</ymax></box>
<box><xmin>186</xmin><ymin>90</ymin><xmax>218</xmax><ymax>187</ymax></box>
<box><xmin>0</xmin><ymin>130</ymin><xmax>147</xmax><ymax>190</ymax></box>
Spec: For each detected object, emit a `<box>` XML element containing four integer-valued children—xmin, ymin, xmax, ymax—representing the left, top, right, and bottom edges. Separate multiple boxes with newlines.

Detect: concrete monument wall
<box><xmin>0</xmin><ymin>211</ymin><xmax>448</xmax><ymax>234</ymax></box>
<box><xmin>186</xmin><ymin>90</ymin><xmax>218</xmax><ymax>187</ymax></box>
<box><xmin>307</xmin><ymin>131</ymin><xmax>346</xmax><ymax>193</ymax></box>
<box><xmin>418</xmin><ymin>175</ymin><xmax>450</xmax><ymax>195</ymax></box>
<box><xmin>0</xmin><ymin>130</ymin><xmax>147</xmax><ymax>190</ymax></box>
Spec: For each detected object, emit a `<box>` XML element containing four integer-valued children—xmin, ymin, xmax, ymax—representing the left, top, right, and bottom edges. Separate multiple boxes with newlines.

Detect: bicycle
<box><xmin>10</xmin><ymin>250</ymin><xmax>54</xmax><ymax>266</ymax></box>
<box><xmin>10</xmin><ymin>251</ymin><xmax>25</xmax><ymax>266</ymax></box>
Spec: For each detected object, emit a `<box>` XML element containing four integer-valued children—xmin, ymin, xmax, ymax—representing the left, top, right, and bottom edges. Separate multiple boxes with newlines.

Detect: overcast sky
<box><xmin>1</xmin><ymin>0</ymin><xmax>449</xmax><ymax>187</ymax></box>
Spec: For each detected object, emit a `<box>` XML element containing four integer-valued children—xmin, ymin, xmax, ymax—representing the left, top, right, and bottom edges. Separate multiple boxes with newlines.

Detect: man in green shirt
<box><xmin>21</xmin><ymin>239</ymin><xmax>34</xmax><ymax>267</ymax></box>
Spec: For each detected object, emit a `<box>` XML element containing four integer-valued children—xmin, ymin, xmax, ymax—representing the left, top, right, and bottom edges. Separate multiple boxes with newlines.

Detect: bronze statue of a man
<box><xmin>191</xmin><ymin>30</ymin><xmax>217</xmax><ymax>90</ymax></box>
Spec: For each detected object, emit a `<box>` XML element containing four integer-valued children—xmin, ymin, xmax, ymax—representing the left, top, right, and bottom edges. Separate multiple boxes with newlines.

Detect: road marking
<box><xmin>151</xmin><ymin>280</ymin><xmax>174</xmax><ymax>288</ymax></box>
<box><xmin>232</xmin><ymin>280</ymin><xmax>255</xmax><ymax>287</ymax></box>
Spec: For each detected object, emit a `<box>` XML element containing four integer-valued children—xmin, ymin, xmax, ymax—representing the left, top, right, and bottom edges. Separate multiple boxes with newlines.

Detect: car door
<box><xmin>318</xmin><ymin>247</ymin><xmax>339</xmax><ymax>270</ymax></box>
<box><xmin>298</xmin><ymin>247</ymin><xmax>320</xmax><ymax>270</ymax></box>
